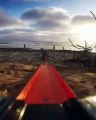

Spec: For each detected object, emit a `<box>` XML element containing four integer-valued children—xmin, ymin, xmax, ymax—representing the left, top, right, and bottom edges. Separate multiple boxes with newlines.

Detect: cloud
<box><xmin>0</xmin><ymin>29</ymin><xmax>67</xmax><ymax>49</ymax></box>
<box><xmin>0</xmin><ymin>7</ymin><xmax>96</xmax><ymax>49</ymax></box>
<box><xmin>21</xmin><ymin>7</ymin><xmax>70</xmax><ymax>30</ymax></box>
<box><xmin>0</xmin><ymin>10</ymin><xmax>23</xmax><ymax>27</ymax></box>
<box><xmin>21</xmin><ymin>7</ymin><xmax>68</xmax><ymax>20</ymax></box>
<box><xmin>71</xmin><ymin>15</ymin><xmax>95</xmax><ymax>25</ymax></box>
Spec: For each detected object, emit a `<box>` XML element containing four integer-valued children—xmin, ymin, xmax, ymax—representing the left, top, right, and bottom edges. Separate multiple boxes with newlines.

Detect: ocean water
<box><xmin>0</xmin><ymin>41</ymin><xmax>68</xmax><ymax>50</ymax></box>
<box><xmin>0</xmin><ymin>39</ymin><xmax>95</xmax><ymax>51</ymax></box>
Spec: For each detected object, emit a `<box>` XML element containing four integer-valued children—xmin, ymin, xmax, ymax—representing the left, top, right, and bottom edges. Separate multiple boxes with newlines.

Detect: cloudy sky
<box><xmin>0</xmin><ymin>0</ymin><xmax>96</xmax><ymax>49</ymax></box>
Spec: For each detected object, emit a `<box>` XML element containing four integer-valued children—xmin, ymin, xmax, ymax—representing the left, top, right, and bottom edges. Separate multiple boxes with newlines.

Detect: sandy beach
<box><xmin>0</xmin><ymin>49</ymin><xmax>96</xmax><ymax>99</ymax></box>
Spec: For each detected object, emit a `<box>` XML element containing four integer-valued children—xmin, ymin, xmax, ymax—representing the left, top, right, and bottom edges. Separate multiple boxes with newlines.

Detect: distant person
<box><xmin>24</xmin><ymin>44</ymin><xmax>26</xmax><ymax>49</ymax></box>
<box><xmin>41</xmin><ymin>48</ymin><xmax>48</xmax><ymax>62</ymax></box>
<box><xmin>53</xmin><ymin>45</ymin><xmax>55</xmax><ymax>50</ymax></box>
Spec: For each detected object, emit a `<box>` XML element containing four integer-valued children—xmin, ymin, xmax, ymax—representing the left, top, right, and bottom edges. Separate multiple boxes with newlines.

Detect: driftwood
<box><xmin>69</xmin><ymin>39</ymin><xmax>96</xmax><ymax>66</ymax></box>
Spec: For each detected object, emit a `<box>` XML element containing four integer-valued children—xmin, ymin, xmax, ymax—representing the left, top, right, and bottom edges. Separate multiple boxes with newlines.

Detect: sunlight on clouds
<box><xmin>49</xmin><ymin>7</ymin><xmax>68</xmax><ymax>14</ymax></box>
<box><xmin>0</xmin><ymin>7</ymin><xmax>96</xmax><ymax>49</ymax></box>
<box><xmin>74</xmin><ymin>25</ymin><xmax>96</xmax><ymax>44</ymax></box>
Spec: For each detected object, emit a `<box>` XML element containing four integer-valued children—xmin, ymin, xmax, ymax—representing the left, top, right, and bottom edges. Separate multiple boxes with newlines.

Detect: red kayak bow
<box><xmin>17</xmin><ymin>63</ymin><xmax>76</xmax><ymax>104</ymax></box>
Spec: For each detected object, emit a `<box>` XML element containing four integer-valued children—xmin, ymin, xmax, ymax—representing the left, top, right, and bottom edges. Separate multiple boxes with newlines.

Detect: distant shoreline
<box><xmin>0</xmin><ymin>47</ymin><xmax>81</xmax><ymax>52</ymax></box>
